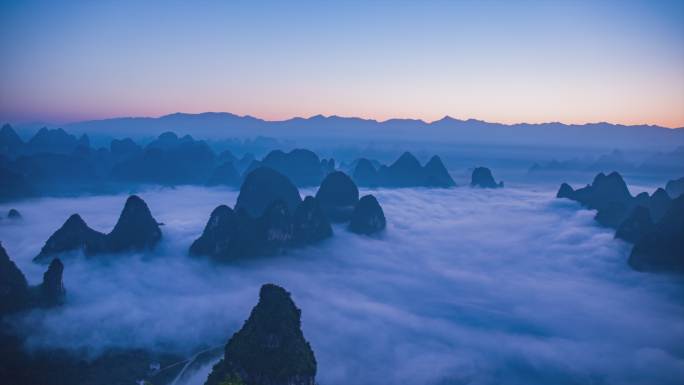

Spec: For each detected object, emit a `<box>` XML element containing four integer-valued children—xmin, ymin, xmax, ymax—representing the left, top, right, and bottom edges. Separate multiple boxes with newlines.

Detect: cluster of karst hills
<box><xmin>0</xmin><ymin>147</ymin><xmax>507</xmax><ymax>385</ymax></box>
<box><xmin>1</xmin><ymin>124</ymin><xmax>469</xmax><ymax>202</ymax></box>
<box><xmin>2</xmin><ymin>123</ymin><xmax>683</xmax><ymax>385</ymax></box>
<box><xmin>558</xmin><ymin>173</ymin><xmax>684</xmax><ymax>273</ymax></box>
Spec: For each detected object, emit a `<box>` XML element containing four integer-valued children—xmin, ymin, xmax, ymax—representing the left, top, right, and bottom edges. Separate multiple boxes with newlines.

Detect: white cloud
<box><xmin>1</xmin><ymin>184</ymin><xmax>682</xmax><ymax>385</ymax></box>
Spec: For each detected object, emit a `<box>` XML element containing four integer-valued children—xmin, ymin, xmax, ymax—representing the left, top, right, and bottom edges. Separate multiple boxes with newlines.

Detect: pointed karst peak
<box><xmin>380</xmin><ymin>152</ymin><xmax>426</xmax><ymax>187</ymax></box>
<box><xmin>395</xmin><ymin>151</ymin><xmax>421</xmax><ymax>168</ymax></box>
<box><xmin>1</xmin><ymin>123</ymin><xmax>22</xmax><ymax>143</ymax></box>
<box><xmin>235</xmin><ymin>167</ymin><xmax>302</xmax><ymax>218</ymax></box>
<box><xmin>352</xmin><ymin>158</ymin><xmax>379</xmax><ymax>187</ymax></box>
<box><xmin>470</xmin><ymin>167</ymin><xmax>503</xmax><ymax>188</ymax></box>
<box><xmin>424</xmin><ymin>155</ymin><xmax>456</xmax><ymax>187</ymax></box>
<box><xmin>204</xmin><ymin>283</ymin><xmax>316</xmax><ymax>385</ymax></box>
<box><xmin>349</xmin><ymin>194</ymin><xmax>386</xmax><ymax>235</ymax></box>
<box><xmin>34</xmin><ymin>213</ymin><xmax>106</xmax><ymax>261</ymax></box>
<box><xmin>591</xmin><ymin>171</ymin><xmax>631</xmax><ymax>201</ymax></box>
<box><xmin>39</xmin><ymin>258</ymin><xmax>65</xmax><ymax>306</ymax></box>
<box><xmin>315</xmin><ymin>171</ymin><xmax>359</xmax><ymax>222</ymax></box>
<box><xmin>106</xmin><ymin>195</ymin><xmax>162</xmax><ymax>253</ymax></box>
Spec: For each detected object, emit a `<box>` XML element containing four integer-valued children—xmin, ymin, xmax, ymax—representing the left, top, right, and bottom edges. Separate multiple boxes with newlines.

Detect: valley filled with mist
<box><xmin>2</xmin><ymin>181</ymin><xmax>683</xmax><ymax>385</ymax></box>
<box><xmin>2</xmin><ymin>1</ymin><xmax>684</xmax><ymax>383</ymax></box>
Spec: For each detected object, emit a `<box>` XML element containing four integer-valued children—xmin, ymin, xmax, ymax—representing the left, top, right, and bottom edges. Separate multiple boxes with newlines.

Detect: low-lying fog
<box><xmin>1</xmin><ymin>184</ymin><xmax>683</xmax><ymax>385</ymax></box>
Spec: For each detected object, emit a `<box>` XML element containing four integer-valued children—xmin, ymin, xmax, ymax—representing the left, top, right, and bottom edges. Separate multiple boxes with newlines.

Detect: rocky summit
<box><xmin>470</xmin><ymin>167</ymin><xmax>503</xmax><ymax>188</ymax></box>
<box><xmin>34</xmin><ymin>214</ymin><xmax>106</xmax><ymax>261</ymax></box>
<box><xmin>349</xmin><ymin>194</ymin><xmax>386</xmax><ymax>235</ymax></box>
<box><xmin>36</xmin><ymin>195</ymin><xmax>161</xmax><ymax>260</ymax></box>
<box><xmin>423</xmin><ymin>155</ymin><xmax>456</xmax><ymax>187</ymax></box>
<box><xmin>106</xmin><ymin>195</ymin><xmax>162</xmax><ymax>253</ymax></box>
<box><xmin>315</xmin><ymin>171</ymin><xmax>359</xmax><ymax>222</ymax></box>
<box><xmin>235</xmin><ymin>167</ymin><xmax>302</xmax><ymax>218</ymax></box>
<box><xmin>204</xmin><ymin>284</ymin><xmax>316</xmax><ymax>385</ymax></box>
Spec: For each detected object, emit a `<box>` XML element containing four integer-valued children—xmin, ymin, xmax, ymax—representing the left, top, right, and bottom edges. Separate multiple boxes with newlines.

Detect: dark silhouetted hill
<box><xmin>470</xmin><ymin>167</ymin><xmax>503</xmax><ymax>188</ymax></box>
<box><xmin>235</xmin><ymin>167</ymin><xmax>302</xmax><ymax>218</ymax></box>
<box><xmin>315</xmin><ymin>171</ymin><xmax>359</xmax><ymax>222</ymax></box>
<box><xmin>205</xmin><ymin>283</ymin><xmax>316</xmax><ymax>385</ymax></box>
<box><xmin>349</xmin><ymin>195</ymin><xmax>386</xmax><ymax>235</ymax></box>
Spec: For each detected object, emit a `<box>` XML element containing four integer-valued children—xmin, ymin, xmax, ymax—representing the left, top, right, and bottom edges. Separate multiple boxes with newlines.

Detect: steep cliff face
<box><xmin>205</xmin><ymin>284</ymin><xmax>316</xmax><ymax>385</ymax></box>
<box><xmin>0</xmin><ymin>243</ymin><xmax>29</xmax><ymax>317</ymax></box>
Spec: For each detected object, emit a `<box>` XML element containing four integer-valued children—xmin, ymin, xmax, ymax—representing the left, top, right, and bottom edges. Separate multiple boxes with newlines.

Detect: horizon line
<box><xmin>4</xmin><ymin>111</ymin><xmax>683</xmax><ymax>130</ymax></box>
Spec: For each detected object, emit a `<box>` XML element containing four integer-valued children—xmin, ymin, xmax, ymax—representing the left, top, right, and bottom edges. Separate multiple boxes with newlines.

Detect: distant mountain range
<box><xmin>26</xmin><ymin>112</ymin><xmax>683</xmax><ymax>150</ymax></box>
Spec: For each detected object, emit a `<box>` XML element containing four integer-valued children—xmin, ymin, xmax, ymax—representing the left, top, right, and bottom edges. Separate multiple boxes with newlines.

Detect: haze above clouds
<box><xmin>1</xmin><ymin>184</ymin><xmax>683</xmax><ymax>385</ymax></box>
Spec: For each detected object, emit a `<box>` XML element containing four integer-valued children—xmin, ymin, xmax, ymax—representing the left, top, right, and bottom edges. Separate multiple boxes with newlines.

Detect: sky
<box><xmin>0</xmin><ymin>0</ymin><xmax>683</xmax><ymax>127</ymax></box>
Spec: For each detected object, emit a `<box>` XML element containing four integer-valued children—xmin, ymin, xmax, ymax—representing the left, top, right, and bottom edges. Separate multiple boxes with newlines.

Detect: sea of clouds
<box><xmin>1</xmin><ymin>183</ymin><xmax>683</xmax><ymax>385</ymax></box>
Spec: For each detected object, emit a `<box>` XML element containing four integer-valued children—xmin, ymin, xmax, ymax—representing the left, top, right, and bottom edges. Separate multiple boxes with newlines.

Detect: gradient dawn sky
<box><xmin>1</xmin><ymin>0</ymin><xmax>683</xmax><ymax>127</ymax></box>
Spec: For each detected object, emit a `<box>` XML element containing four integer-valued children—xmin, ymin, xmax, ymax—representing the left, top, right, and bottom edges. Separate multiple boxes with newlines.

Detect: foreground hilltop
<box><xmin>205</xmin><ymin>284</ymin><xmax>316</xmax><ymax>385</ymax></box>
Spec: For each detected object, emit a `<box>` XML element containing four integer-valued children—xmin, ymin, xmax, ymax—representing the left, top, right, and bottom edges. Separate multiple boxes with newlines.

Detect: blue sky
<box><xmin>1</xmin><ymin>0</ymin><xmax>683</xmax><ymax>127</ymax></box>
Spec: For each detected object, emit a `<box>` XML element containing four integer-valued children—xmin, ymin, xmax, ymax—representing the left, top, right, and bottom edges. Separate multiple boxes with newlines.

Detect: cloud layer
<box><xmin>1</xmin><ymin>184</ymin><xmax>683</xmax><ymax>385</ymax></box>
